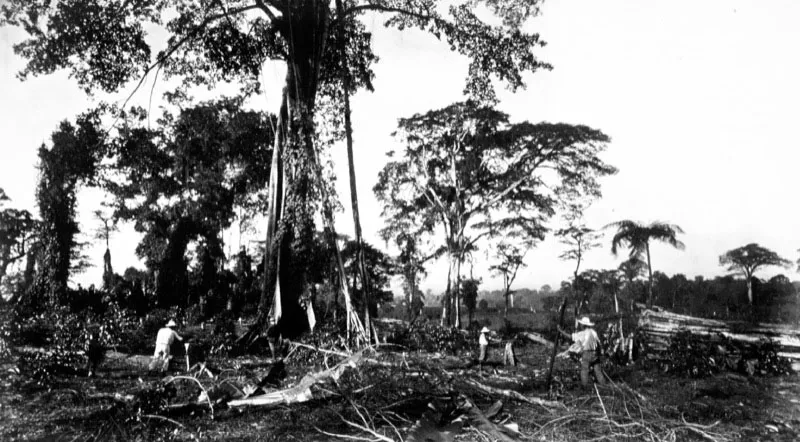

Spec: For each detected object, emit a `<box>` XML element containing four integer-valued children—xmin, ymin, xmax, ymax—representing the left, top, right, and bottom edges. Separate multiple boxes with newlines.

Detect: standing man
<box><xmin>478</xmin><ymin>327</ymin><xmax>490</xmax><ymax>371</ymax></box>
<box><xmin>152</xmin><ymin>319</ymin><xmax>183</xmax><ymax>373</ymax></box>
<box><xmin>558</xmin><ymin>317</ymin><xmax>606</xmax><ymax>387</ymax></box>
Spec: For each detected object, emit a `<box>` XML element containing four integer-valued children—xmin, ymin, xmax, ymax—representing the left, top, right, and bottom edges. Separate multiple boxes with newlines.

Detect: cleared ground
<box><xmin>1</xmin><ymin>333</ymin><xmax>798</xmax><ymax>441</ymax></box>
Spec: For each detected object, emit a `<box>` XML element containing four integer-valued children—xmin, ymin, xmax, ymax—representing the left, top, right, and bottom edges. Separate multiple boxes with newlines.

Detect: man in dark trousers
<box><xmin>558</xmin><ymin>316</ymin><xmax>606</xmax><ymax>387</ymax></box>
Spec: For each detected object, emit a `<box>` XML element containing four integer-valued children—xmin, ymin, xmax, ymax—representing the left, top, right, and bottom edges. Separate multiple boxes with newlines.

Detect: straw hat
<box><xmin>166</xmin><ymin>319</ymin><xmax>177</xmax><ymax>328</ymax></box>
<box><xmin>577</xmin><ymin>317</ymin><xmax>594</xmax><ymax>327</ymax></box>
<box><xmin>480</xmin><ymin>327</ymin><xmax>490</xmax><ymax>333</ymax></box>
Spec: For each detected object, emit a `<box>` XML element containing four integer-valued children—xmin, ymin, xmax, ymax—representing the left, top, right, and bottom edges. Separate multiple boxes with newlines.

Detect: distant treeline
<box><xmin>546</xmin><ymin>272</ymin><xmax>799</xmax><ymax>323</ymax></box>
<box><xmin>424</xmin><ymin>272</ymin><xmax>799</xmax><ymax>324</ymax></box>
<box><xmin>476</xmin><ymin>288</ymin><xmax>551</xmax><ymax>311</ymax></box>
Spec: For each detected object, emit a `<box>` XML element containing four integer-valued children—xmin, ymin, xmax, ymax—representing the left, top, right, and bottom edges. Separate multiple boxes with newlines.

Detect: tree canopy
<box><xmin>104</xmin><ymin>98</ymin><xmax>275</xmax><ymax>306</ymax></box>
<box><xmin>719</xmin><ymin>243</ymin><xmax>791</xmax><ymax>305</ymax></box>
<box><xmin>376</xmin><ymin>101</ymin><xmax>616</xmax><ymax>327</ymax></box>
<box><xmin>0</xmin><ymin>0</ymin><xmax>549</xmax><ymax>102</ymax></box>
<box><xmin>2</xmin><ymin>0</ymin><xmax>558</xmax><ymax>339</ymax></box>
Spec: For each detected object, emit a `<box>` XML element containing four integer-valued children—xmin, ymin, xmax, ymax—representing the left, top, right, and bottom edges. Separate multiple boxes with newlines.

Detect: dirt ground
<box><xmin>1</xmin><ymin>341</ymin><xmax>798</xmax><ymax>441</ymax></box>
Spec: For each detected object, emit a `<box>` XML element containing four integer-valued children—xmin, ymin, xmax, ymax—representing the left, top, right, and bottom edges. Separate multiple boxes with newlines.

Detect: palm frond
<box><xmin>608</xmin><ymin>220</ymin><xmax>685</xmax><ymax>255</ymax></box>
<box><xmin>608</xmin><ymin>220</ymin><xmax>644</xmax><ymax>256</ymax></box>
<box><xmin>647</xmin><ymin>222</ymin><xmax>686</xmax><ymax>250</ymax></box>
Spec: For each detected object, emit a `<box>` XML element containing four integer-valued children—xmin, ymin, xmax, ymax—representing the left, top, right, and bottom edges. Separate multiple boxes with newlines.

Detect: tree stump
<box><xmin>503</xmin><ymin>342</ymin><xmax>516</xmax><ymax>366</ymax></box>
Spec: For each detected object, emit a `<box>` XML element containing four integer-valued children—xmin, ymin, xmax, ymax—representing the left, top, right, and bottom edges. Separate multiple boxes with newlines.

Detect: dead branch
<box><xmin>460</xmin><ymin>396</ymin><xmax>520</xmax><ymax>442</ymax></box>
<box><xmin>462</xmin><ymin>378</ymin><xmax>565</xmax><ymax>409</ymax></box>
<box><xmin>165</xmin><ymin>375</ymin><xmax>214</xmax><ymax>418</ymax></box>
<box><xmin>89</xmin><ymin>392</ymin><xmax>135</xmax><ymax>403</ymax></box>
<box><xmin>140</xmin><ymin>414</ymin><xmax>185</xmax><ymax>428</ymax></box>
<box><xmin>314</xmin><ymin>427</ymin><xmax>387</xmax><ymax>441</ymax></box>
<box><xmin>288</xmin><ymin>341</ymin><xmax>405</xmax><ymax>369</ymax></box>
<box><xmin>339</xmin><ymin>418</ymin><xmax>394</xmax><ymax>442</ymax></box>
<box><xmin>289</xmin><ymin>341</ymin><xmax>350</xmax><ymax>358</ymax></box>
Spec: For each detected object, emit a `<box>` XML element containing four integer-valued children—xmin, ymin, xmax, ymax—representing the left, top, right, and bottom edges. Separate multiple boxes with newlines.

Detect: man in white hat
<box><xmin>152</xmin><ymin>319</ymin><xmax>184</xmax><ymax>372</ymax></box>
<box><xmin>478</xmin><ymin>327</ymin><xmax>490</xmax><ymax>370</ymax></box>
<box><xmin>558</xmin><ymin>317</ymin><xmax>606</xmax><ymax>387</ymax></box>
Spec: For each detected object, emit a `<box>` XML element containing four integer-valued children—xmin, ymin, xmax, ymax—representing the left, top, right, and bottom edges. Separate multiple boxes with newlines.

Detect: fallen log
<box><xmin>638</xmin><ymin>309</ymin><xmax>800</xmax><ymax>365</ymax></box>
<box><xmin>228</xmin><ymin>351</ymin><xmax>364</xmax><ymax>408</ymax></box>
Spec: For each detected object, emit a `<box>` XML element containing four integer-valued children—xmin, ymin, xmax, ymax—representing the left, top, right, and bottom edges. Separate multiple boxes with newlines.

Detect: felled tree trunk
<box><xmin>638</xmin><ymin>308</ymin><xmax>800</xmax><ymax>364</ymax></box>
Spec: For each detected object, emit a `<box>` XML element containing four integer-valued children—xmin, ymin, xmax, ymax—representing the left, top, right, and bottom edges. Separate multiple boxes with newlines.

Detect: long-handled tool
<box><xmin>546</xmin><ymin>296</ymin><xmax>568</xmax><ymax>393</ymax></box>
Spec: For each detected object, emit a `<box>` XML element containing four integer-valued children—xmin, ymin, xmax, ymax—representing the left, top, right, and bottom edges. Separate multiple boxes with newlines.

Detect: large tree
<box><xmin>607</xmin><ymin>220</ymin><xmax>685</xmax><ymax>308</ymax></box>
<box><xmin>719</xmin><ymin>243</ymin><xmax>791</xmax><ymax>305</ymax></box>
<box><xmin>106</xmin><ymin>99</ymin><xmax>273</xmax><ymax>308</ymax></box>
<box><xmin>34</xmin><ymin>113</ymin><xmax>105</xmax><ymax>305</ymax></box>
<box><xmin>376</xmin><ymin>102</ymin><xmax>616</xmax><ymax>327</ymax></box>
<box><xmin>1</xmin><ymin>0</ymin><xmax>553</xmax><ymax>341</ymax></box>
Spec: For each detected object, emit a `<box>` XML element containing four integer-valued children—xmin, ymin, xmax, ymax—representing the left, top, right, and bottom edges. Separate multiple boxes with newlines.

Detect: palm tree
<box><xmin>607</xmin><ymin>220</ymin><xmax>685</xmax><ymax>308</ymax></box>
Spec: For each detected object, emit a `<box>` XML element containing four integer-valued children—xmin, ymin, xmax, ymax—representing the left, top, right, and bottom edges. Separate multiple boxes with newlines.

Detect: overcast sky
<box><xmin>2</xmin><ymin>0</ymin><xmax>799</xmax><ymax>293</ymax></box>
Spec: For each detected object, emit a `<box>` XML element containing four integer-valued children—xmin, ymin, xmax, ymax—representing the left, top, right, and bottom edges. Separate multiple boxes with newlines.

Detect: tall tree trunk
<box><xmin>454</xmin><ymin>254</ymin><xmax>462</xmax><ymax>329</ymax></box>
<box><xmin>504</xmin><ymin>289</ymin><xmax>509</xmax><ymax>319</ymax></box>
<box><xmin>21</xmin><ymin>243</ymin><xmax>38</xmax><ymax>293</ymax></box>
<box><xmin>441</xmin><ymin>259</ymin><xmax>453</xmax><ymax>326</ymax></box>
<box><xmin>746</xmin><ymin>275</ymin><xmax>753</xmax><ymax>305</ymax></box>
<box><xmin>155</xmin><ymin>218</ymin><xmax>195</xmax><ymax>307</ymax></box>
<box><xmin>336</xmin><ymin>0</ymin><xmax>372</xmax><ymax>342</ymax></box>
<box><xmin>572</xmin><ymin>254</ymin><xmax>581</xmax><ymax>327</ymax></box>
<box><xmin>646</xmin><ymin>242</ymin><xmax>654</xmax><ymax>308</ymax></box>
<box><xmin>546</xmin><ymin>296</ymin><xmax>568</xmax><ymax>390</ymax></box>
<box><xmin>614</xmin><ymin>290</ymin><xmax>624</xmax><ymax>340</ymax></box>
<box><xmin>275</xmin><ymin>2</ymin><xmax>328</xmax><ymax>332</ymax></box>
<box><xmin>257</xmin><ymin>89</ymin><xmax>288</xmax><ymax>324</ymax></box>
<box><xmin>249</xmin><ymin>2</ymin><xmax>359</xmax><ymax>345</ymax></box>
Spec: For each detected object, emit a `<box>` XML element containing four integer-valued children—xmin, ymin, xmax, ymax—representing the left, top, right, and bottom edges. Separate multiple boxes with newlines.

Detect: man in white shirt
<box><xmin>478</xmin><ymin>327</ymin><xmax>490</xmax><ymax>372</ymax></box>
<box><xmin>558</xmin><ymin>317</ymin><xmax>606</xmax><ymax>387</ymax></box>
<box><xmin>152</xmin><ymin>320</ymin><xmax>183</xmax><ymax>372</ymax></box>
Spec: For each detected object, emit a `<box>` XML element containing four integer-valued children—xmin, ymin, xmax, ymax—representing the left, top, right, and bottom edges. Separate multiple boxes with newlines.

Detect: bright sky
<box><xmin>2</xmin><ymin>0</ymin><xmax>799</xmax><ymax>293</ymax></box>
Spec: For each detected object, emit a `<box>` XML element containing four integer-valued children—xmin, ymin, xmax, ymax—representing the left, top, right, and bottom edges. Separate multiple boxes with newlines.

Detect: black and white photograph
<box><xmin>1</xmin><ymin>1</ymin><xmax>799</xmax><ymax>440</ymax></box>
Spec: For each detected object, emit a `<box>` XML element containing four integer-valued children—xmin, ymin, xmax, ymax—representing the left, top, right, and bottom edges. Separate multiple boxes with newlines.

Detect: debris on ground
<box><xmin>2</xmin><ymin>315</ymin><xmax>797</xmax><ymax>441</ymax></box>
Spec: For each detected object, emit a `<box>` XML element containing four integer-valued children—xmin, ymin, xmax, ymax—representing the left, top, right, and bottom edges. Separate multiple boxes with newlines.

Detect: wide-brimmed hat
<box><xmin>577</xmin><ymin>317</ymin><xmax>594</xmax><ymax>327</ymax></box>
<box><xmin>166</xmin><ymin>319</ymin><xmax>177</xmax><ymax>327</ymax></box>
<box><xmin>480</xmin><ymin>327</ymin><xmax>490</xmax><ymax>333</ymax></box>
